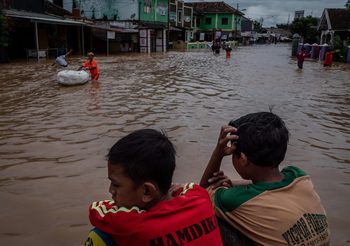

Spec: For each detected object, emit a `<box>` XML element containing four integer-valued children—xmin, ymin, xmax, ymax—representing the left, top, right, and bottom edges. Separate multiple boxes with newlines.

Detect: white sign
<box><xmin>199</xmin><ymin>33</ymin><xmax>205</xmax><ymax>41</ymax></box>
<box><xmin>107</xmin><ymin>31</ymin><xmax>115</xmax><ymax>39</ymax></box>
<box><xmin>140</xmin><ymin>30</ymin><xmax>147</xmax><ymax>37</ymax></box>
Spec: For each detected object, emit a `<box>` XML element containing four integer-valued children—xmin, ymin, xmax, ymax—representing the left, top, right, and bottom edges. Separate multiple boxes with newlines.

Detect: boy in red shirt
<box><xmin>79</xmin><ymin>52</ymin><xmax>99</xmax><ymax>80</ymax></box>
<box><xmin>86</xmin><ymin>129</ymin><xmax>223</xmax><ymax>246</ymax></box>
<box><xmin>296</xmin><ymin>47</ymin><xmax>306</xmax><ymax>69</ymax></box>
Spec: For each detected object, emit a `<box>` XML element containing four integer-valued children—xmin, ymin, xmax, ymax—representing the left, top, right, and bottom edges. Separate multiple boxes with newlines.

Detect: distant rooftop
<box><xmin>318</xmin><ymin>8</ymin><xmax>350</xmax><ymax>31</ymax></box>
<box><xmin>186</xmin><ymin>1</ymin><xmax>244</xmax><ymax>16</ymax></box>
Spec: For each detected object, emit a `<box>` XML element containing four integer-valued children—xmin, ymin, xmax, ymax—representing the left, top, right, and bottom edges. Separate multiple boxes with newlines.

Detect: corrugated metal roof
<box><xmin>4</xmin><ymin>9</ymin><xmax>86</xmax><ymax>26</ymax></box>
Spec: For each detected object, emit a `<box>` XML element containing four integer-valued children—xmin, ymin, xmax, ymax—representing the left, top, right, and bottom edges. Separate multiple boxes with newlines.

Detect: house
<box><xmin>317</xmin><ymin>8</ymin><xmax>350</xmax><ymax>45</ymax></box>
<box><xmin>62</xmin><ymin>0</ymin><xmax>168</xmax><ymax>53</ymax></box>
<box><xmin>169</xmin><ymin>0</ymin><xmax>193</xmax><ymax>48</ymax></box>
<box><xmin>2</xmin><ymin>0</ymin><xmax>86</xmax><ymax>61</ymax></box>
<box><xmin>186</xmin><ymin>1</ymin><xmax>243</xmax><ymax>42</ymax></box>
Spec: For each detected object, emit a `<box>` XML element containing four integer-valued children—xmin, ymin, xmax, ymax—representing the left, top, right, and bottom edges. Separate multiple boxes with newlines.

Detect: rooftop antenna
<box><xmin>287</xmin><ymin>13</ymin><xmax>290</xmax><ymax>24</ymax></box>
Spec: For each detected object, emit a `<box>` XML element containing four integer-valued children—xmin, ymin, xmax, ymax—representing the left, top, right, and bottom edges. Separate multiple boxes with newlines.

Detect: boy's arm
<box><xmin>65</xmin><ymin>49</ymin><xmax>73</xmax><ymax>56</ymax></box>
<box><xmin>200</xmin><ymin>125</ymin><xmax>238</xmax><ymax>188</ymax></box>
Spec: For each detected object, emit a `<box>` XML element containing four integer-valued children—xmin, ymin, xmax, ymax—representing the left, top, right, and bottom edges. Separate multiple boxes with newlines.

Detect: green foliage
<box><xmin>345</xmin><ymin>0</ymin><xmax>350</xmax><ymax>9</ymax></box>
<box><xmin>290</xmin><ymin>16</ymin><xmax>319</xmax><ymax>43</ymax></box>
<box><xmin>253</xmin><ymin>21</ymin><xmax>262</xmax><ymax>32</ymax></box>
<box><xmin>331</xmin><ymin>35</ymin><xmax>349</xmax><ymax>62</ymax></box>
<box><xmin>0</xmin><ymin>8</ymin><xmax>10</xmax><ymax>47</ymax></box>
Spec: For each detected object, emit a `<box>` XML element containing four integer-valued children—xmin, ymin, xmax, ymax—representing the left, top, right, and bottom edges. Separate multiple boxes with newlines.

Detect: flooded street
<box><xmin>0</xmin><ymin>44</ymin><xmax>349</xmax><ymax>245</ymax></box>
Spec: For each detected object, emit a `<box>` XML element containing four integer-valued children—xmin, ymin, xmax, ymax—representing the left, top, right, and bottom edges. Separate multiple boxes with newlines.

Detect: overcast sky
<box><xmin>190</xmin><ymin>0</ymin><xmax>348</xmax><ymax>27</ymax></box>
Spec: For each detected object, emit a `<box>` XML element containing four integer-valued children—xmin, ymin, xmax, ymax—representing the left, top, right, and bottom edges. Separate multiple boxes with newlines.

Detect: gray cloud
<box><xmin>231</xmin><ymin>0</ymin><xmax>346</xmax><ymax>26</ymax></box>
<box><xmin>188</xmin><ymin>0</ymin><xmax>347</xmax><ymax>26</ymax></box>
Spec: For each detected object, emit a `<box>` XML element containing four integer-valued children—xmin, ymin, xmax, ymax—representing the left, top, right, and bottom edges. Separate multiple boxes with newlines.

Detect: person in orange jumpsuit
<box><xmin>79</xmin><ymin>52</ymin><xmax>99</xmax><ymax>80</ymax></box>
<box><xmin>323</xmin><ymin>51</ymin><xmax>333</xmax><ymax>67</ymax></box>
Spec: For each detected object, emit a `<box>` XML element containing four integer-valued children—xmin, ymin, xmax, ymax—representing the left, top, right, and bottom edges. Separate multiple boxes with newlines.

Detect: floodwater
<box><xmin>0</xmin><ymin>44</ymin><xmax>349</xmax><ymax>246</ymax></box>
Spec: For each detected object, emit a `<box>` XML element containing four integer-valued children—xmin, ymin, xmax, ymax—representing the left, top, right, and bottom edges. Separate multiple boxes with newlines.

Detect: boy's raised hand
<box><xmin>214</xmin><ymin>125</ymin><xmax>238</xmax><ymax>157</ymax></box>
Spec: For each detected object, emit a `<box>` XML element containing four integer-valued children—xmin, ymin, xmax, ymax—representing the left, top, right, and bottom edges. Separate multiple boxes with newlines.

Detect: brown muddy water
<box><xmin>0</xmin><ymin>44</ymin><xmax>349</xmax><ymax>246</ymax></box>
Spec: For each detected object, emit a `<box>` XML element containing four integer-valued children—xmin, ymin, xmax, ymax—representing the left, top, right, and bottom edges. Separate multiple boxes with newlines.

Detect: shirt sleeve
<box><xmin>174</xmin><ymin>183</ymin><xmax>209</xmax><ymax>198</ymax></box>
<box><xmin>207</xmin><ymin>184</ymin><xmax>258</xmax><ymax>212</ymax></box>
<box><xmin>89</xmin><ymin>200</ymin><xmax>145</xmax><ymax>236</ymax></box>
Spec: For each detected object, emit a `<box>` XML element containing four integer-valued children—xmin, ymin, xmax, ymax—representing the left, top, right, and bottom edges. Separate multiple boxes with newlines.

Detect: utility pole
<box><xmin>235</xmin><ymin>3</ymin><xmax>239</xmax><ymax>39</ymax></box>
<box><xmin>167</xmin><ymin>0</ymin><xmax>170</xmax><ymax>49</ymax></box>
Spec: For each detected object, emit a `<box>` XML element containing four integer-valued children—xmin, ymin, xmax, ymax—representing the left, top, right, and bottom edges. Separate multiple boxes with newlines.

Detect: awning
<box><xmin>170</xmin><ymin>26</ymin><xmax>183</xmax><ymax>31</ymax></box>
<box><xmin>89</xmin><ymin>24</ymin><xmax>138</xmax><ymax>33</ymax></box>
<box><xmin>139</xmin><ymin>21</ymin><xmax>167</xmax><ymax>29</ymax></box>
<box><xmin>4</xmin><ymin>9</ymin><xmax>86</xmax><ymax>26</ymax></box>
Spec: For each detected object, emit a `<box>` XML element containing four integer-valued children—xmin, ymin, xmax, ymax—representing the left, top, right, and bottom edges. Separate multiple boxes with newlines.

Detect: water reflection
<box><xmin>0</xmin><ymin>44</ymin><xmax>349</xmax><ymax>245</ymax></box>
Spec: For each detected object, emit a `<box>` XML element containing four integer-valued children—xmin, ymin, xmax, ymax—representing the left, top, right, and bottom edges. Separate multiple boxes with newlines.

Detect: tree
<box><xmin>253</xmin><ymin>20</ymin><xmax>262</xmax><ymax>32</ymax></box>
<box><xmin>345</xmin><ymin>0</ymin><xmax>350</xmax><ymax>9</ymax></box>
<box><xmin>290</xmin><ymin>16</ymin><xmax>319</xmax><ymax>43</ymax></box>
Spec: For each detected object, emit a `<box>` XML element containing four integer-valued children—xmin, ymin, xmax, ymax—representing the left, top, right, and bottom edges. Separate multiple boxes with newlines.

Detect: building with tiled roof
<box><xmin>186</xmin><ymin>1</ymin><xmax>244</xmax><ymax>42</ymax></box>
<box><xmin>317</xmin><ymin>8</ymin><xmax>350</xmax><ymax>44</ymax></box>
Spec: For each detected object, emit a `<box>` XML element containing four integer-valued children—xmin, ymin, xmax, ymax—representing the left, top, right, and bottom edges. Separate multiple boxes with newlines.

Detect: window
<box><xmin>221</xmin><ymin>17</ymin><xmax>228</xmax><ymax>25</ymax></box>
<box><xmin>205</xmin><ymin>17</ymin><xmax>211</xmax><ymax>25</ymax></box>
<box><xmin>178</xmin><ymin>10</ymin><xmax>182</xmax><ymax>23</ymax></box>
<box><xmin>196</xmin><ymin>18</ymin><xmax>200</xmax><ymax>27</ymax></box>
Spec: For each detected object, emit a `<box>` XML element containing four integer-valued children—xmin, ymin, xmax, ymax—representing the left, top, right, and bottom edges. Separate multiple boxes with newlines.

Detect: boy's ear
<box><xmin>239</xmin><ymin>152</ymin><xmax>250</xmax><ymax>166</ymax></box>
<box><xmin>141</xmin><ymin>182</ymin><xmax>159</xmax><ymax>203</ymax></box>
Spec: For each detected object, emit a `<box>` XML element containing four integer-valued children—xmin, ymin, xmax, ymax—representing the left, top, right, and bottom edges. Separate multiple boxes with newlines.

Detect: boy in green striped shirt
<box><xmin>201</xmin><ymin>112</ymin><xmax>330</xmax><ymax>246</ymax></box>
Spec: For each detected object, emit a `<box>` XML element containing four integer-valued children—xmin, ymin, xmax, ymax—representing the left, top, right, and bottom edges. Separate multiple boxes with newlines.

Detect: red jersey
<box><xmin>83</xmin><ymin>59</ymin><xmax>99</xmax><ymax>80</ymax></box>
<box><xmin>296</xmin><ymin>51</ymin><xmax>306</xmax><ymax>62</ymax></box>
<box><xmin>89</xmin><ymin>183</ymin><xmax>223</xmax><ymax>246</ymax></box>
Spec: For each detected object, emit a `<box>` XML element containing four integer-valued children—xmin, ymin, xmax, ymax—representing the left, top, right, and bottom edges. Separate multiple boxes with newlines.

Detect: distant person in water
<box><xmin>78</xmin><ymin>52</ymin><xmax>99</xmax><ymax>81</ymax></box>
<box><xmin>296</xmin><ymin>47</ymin><xmax>306</xmax><ymax>69</ymax></box>
<box><xmin>225</xmin><ymin>45</ymin><xmax>232</xmax><ymax>58</ymax></box>
<box><xmin>52</xmin><ymin>49</ymin><xmax>72</xmax><ymax>67</ymax></box>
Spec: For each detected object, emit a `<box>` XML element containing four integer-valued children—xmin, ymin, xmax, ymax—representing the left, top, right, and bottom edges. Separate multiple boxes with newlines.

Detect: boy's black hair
<box><xmin>107</xmin><ymin>129</ymin><xmax>176</xmax><ymax>195</ymax></box>
<box><xmin>229</xmin><ymin>112</ymin><xmax>289</xmax><ymax>167</ymax></box>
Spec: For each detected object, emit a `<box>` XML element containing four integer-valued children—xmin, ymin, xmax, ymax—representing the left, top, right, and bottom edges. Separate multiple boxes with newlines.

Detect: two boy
<box><xmin>87</xmin><ymin>112</ymin><xmax>330</xmax><ymax>246</ymax></box>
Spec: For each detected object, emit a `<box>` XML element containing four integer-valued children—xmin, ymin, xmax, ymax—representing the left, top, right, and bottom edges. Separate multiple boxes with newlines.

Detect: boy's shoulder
<box><xmin>167</xmin><ymin>183</ymin><xmax>210</xmax><ymax>200</ymax></box>
<box><xmin>211</xmin><ymin>166</ymin><xmax>308</xmax><ymax>211</ymax></box>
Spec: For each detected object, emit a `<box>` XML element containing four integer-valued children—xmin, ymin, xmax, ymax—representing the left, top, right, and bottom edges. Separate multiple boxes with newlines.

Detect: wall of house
<box><xmin>183</xmin><ymin>6</ymin><xmax>192</xmax><ymax>29</ymax></box>
<box><xmin>216</xmin><ymin>13</ymin><xmax>233</xmax><ymax>31</ymax></box>
<box><xmin>63</xmin><ymin>0</ymin><xmax>138</xmax><ymax>20</ymax></box>
<box><xmin>199</xmin><ymin>13</ymin><xmax>216</xmax><ymax>30</ymax></box>
<box><xmin>139</xmin><ymin>0</ymin><xmax>168</xmax><ymax>23</ymax></box>
<box><xmin>196</xmin><ymin>13</ymin><xmax>241</xmax><ymax>32</ymax></box>
<box><xmin>234</xmin><ymin>15</ymin><xmax>241</xmax><ymax>32</ymax></box>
